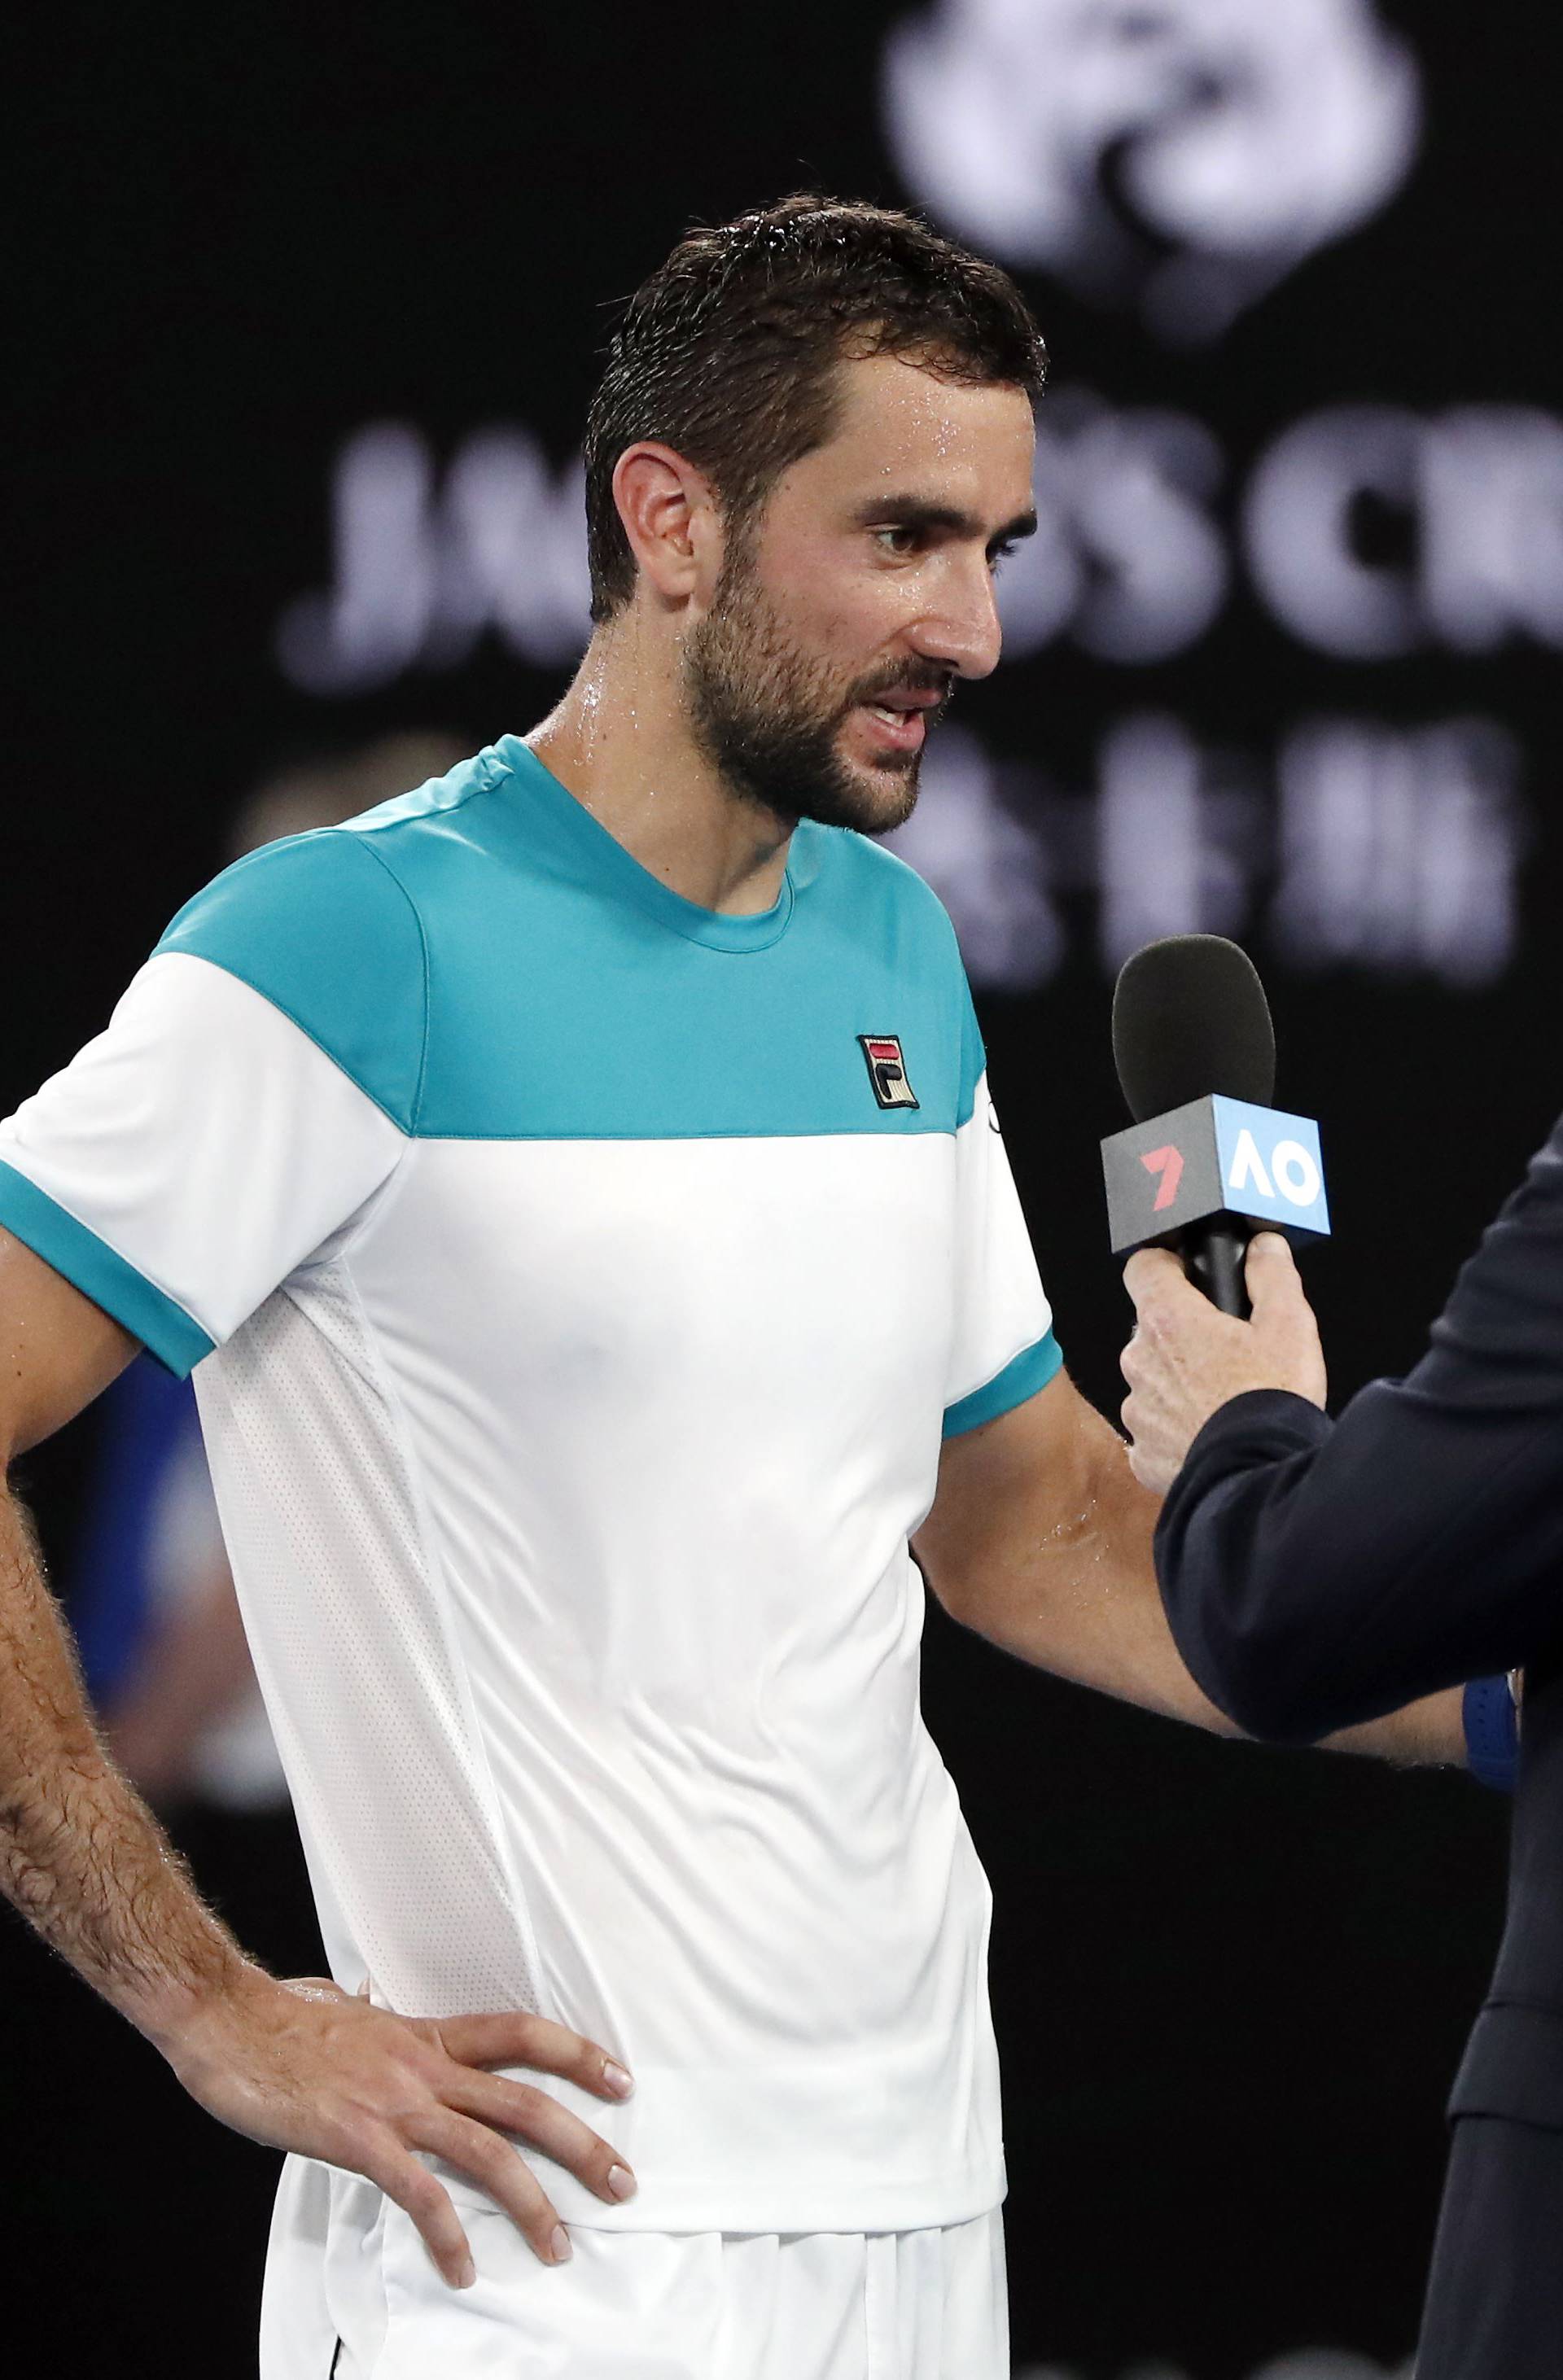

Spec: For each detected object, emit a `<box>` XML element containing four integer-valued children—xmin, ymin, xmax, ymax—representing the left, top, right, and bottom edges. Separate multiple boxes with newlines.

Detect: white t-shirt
<box><xmin>0</xmin><ymin>737</ymin><xmax>1059</xmax><ymax>2233</ymax></box>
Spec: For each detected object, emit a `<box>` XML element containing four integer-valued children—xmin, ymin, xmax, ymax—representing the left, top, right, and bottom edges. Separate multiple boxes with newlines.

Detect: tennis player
<box><xmin>0</xmin><ymin>197</ymin><xmax>1460</xmax><ymax>2376</ymax></box>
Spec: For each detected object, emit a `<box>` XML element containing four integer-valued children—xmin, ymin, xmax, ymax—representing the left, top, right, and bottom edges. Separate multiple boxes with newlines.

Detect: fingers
<box><xmin>1129</xmin><ymin>1236</ymin><xmax>1304</xmax><ymax>1339</ymax></box>
<box><xmin>324</xmin><ymin>2003</ymin><xmax>634</xmax><ymax>2285</ymax></box>
<box><xmin>362</xmin><ymin>2136</ymin><xmax>477</xmax><ymax>2290</ymax></box>
<box><xmin>446</xmin><ymin>2067</ymin><xmax>635</xmax><ymax>2207</ymax></box>
<box><xmin>1123</xmin><ymin>1246</ymin><xmax>1187</xmax><ymax>1315</ymax></box>
<box><xmin>1243</xmin><ymin>1230</ymin><xmax>1300</xmax><ymax>1310</ymax></box>
<box><xmin>427</xmin><ymin>2011</ymin><xmax>633</xmax><ymax>2102</ymax></box>
<box><xmin>1123</xmin><ymin>1248</ymin><xmax>1219</xmax><ymax>1345</ymax></box>
<box><xmin>414</xmin><ymin>2108</ymin><xmax>574</xmax><ymax>2267</ymax></box>
<box><xmin>1246</xmin><ymin>1232</ymin><xmax>1329</xmax><ymax>1406</ymax></box>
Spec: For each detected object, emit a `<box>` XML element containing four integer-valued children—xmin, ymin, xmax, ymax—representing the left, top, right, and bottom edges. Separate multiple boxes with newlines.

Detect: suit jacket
<box><xmin>1156</xmin><ymin>1110</ymin><xmax>1563</xmax><ymax>2128</ymax></box>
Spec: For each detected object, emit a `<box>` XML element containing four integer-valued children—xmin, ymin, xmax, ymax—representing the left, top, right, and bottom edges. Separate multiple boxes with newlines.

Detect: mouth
<box><xmin>858</xmin><ymin>701</ymin><xmax>929</xmax><ymax>754</ymax></box>
<box><xmin>852</xmin><ymin>686</ymin><xmax>947</xmax><ymax>756</ymax></box>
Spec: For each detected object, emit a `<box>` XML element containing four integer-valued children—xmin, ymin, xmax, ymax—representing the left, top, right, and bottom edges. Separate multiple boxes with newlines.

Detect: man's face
<box><xmin>684</xmin><ymin>352</ymin><xmax>1037</xmax><ymax>834</ymax></box>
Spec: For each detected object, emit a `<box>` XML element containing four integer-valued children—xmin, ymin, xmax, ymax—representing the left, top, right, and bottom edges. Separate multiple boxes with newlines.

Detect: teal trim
<box><xmin>151</xmin><ymin>738</ymin><xmax>978</xmax><ymax>1144</ymax></box>
<box><xmin>0</xmin><ymin>1163</ymin><xmax>214</xmax><ymax>1378</ymax></box>
<box><xmin>942</xmin><ymin>1331</ymin><xmax>1063</xmax><ymax>1438</ymax></box>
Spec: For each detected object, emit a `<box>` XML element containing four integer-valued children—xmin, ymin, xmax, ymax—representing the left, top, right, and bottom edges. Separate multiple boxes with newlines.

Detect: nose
<box><xmin>908</xmin><ymin>553</ymin><xmax>1005</xmax><ymax>681</ymax></box>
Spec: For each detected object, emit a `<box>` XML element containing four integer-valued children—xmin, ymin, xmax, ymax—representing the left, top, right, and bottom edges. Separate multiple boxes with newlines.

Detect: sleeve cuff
<box><xmin>1180</xmin><ymin>1387</ymin><xmax>1333</xmax><ymax>1473</ymax></box>
<box><xmin>0</xmin><ymin>1162</ymin><xmax>214</xmax><ymax>1378</ymax></box>
<box><xmin>943</xmin><ymin>1329</ymin><xmax>1063</xmax><ymax>1438</ymax></box>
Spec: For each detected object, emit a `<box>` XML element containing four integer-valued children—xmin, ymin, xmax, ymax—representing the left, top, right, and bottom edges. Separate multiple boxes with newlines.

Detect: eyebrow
<box><xmin>852</xmin><ymin>496</ymin><xmax>1039</xmax><ymax>547</ymax></box>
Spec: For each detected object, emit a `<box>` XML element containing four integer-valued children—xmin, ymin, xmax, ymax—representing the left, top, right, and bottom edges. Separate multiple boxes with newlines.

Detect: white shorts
<box><xmin>260</xmin><ymin>2157</ymin><xmax>1009</xmax><ymax>2380</ymax></box>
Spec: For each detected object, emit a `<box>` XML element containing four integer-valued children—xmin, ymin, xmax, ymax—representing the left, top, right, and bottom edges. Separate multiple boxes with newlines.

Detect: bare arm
<box><xmin>917</xmin><ymin>1365</ymin><xmax>1237</xmax><ymax>1729</ymax></box>
<box><xmin>914</xmin><ymin>1364</ymin><xmax>1464</xmax><ymax>1764</ymax></box>
<box><xmin>0</xmin><ymin>1238</ymin><xmax>209</xmax><ymax>2012</ymax></box>
<box><xmin>0</xmin><ymin>1232</ymin><xmax>634</xmax><ymax>2281</ymax></box>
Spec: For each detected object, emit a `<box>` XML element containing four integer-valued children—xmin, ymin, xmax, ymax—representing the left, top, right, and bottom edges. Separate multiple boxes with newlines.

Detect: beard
<box><xmin>684</xmin><ymin>549</ymin><xmax>952</xmax><ymax>835</ymax></box>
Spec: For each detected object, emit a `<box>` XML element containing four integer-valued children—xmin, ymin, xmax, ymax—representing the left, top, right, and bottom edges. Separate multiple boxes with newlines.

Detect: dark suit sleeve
<box><xmin>1155</xmin><ymin>1116</ymin><xmax>1563</xmax><ymax>1742</ymax></box>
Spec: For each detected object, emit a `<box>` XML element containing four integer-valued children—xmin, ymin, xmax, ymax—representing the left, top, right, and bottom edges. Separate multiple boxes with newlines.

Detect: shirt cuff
<box><xmin>0</xmin><ymin>1162</ymin><xmax>214</xmax><ymax>1377</ymax></box>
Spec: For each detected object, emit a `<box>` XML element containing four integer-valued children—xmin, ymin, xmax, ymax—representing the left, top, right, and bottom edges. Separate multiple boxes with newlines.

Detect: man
<box><xmin>1121</xmin><ymin>1195</ymin><xmax>1563</xmax><ymax>2376</ymax></box>
<box><xmin>0</xmin><ymin>196</ymin><xmax>1460</xmax><ymax>2377</ymax></box>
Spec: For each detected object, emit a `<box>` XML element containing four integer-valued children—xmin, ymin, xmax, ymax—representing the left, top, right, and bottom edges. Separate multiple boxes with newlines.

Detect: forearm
<box><xmin>929</xmin><ymin>1415</ymin><xmax>1469</xmax><ymax>1757</ymax></box>
<box><xmin>1325</xmin><ymin>1687</ymin><xmax>1467</xmax><ymax>1766</ymax></box>
<box><xmin>961</xmin><ymin>1543</ymin><xmax>1465</xmax><ymax>1761</ymax></box>
<box><xmin>964</xmin><ymin>1556</ymin><xmax>1243</xmax><ymax>1732</ymax></box>
<box><xmin>922</xmin><ymin>1376</ymin><xmax>1478</xmax><ymax>1767</ymax></box>
<box><xmin>0</xmin><ymin>1481</ymin><xmax>252</xmax><ymax>2047</ymax></box>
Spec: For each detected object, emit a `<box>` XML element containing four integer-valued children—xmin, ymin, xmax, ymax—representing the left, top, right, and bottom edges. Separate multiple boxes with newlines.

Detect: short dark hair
<box><xmin>583</xmin><ymin>194</ymin><xmax>1048</xmax><ymax>623</ymax></box>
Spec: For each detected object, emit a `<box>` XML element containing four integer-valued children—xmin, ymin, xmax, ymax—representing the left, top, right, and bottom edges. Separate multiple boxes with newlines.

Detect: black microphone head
<box><xmin>1111</xmin><ymin>934</ymin><xmax>1276</xmax><ymax>1122</ymax></box>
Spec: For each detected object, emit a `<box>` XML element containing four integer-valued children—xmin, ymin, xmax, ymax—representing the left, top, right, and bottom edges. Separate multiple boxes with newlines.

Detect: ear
<box><xmin>611</xmin><ymin>442</ymin><xmax>724</xmax><ymax>606</ymax></box>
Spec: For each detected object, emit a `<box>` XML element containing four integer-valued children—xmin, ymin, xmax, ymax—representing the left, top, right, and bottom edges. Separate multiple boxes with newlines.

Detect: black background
<box><xmin>10</xmin><ymin>3</ymin><xmax>1552</xmax><ymax>2371</ymax></box>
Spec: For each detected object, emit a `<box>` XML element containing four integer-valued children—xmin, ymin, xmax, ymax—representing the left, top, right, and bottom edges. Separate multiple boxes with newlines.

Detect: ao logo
<box><xmin>882</xmin><ymin>0</ymin><xmax>1421</xmax><ymax>343</ymax></box>
<box><xmin>1228</xmin><ymin>1127</ymin><xmax>1321</xmax><ymax>1210</ymax></box>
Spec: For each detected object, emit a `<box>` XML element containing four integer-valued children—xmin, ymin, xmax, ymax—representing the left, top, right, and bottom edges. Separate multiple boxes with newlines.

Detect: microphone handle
<box><xmin>1181</xmin><ymin>1218</ymin><xmax>1251</xmax><ymax>1318</ymax></box>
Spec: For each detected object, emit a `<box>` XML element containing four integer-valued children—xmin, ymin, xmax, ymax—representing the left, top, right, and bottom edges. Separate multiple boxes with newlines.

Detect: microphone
<box><xmin>1101</xmin><ymin>934</ymin><xmax>1329</xmax><ymax>1317</ymax></box>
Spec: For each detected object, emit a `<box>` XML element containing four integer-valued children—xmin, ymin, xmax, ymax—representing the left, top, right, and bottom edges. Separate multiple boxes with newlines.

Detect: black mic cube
<box><xmin>1102</xmin><ymin>1094</ymin><xmax>1330</xmax><ymax>1258</ymax></box>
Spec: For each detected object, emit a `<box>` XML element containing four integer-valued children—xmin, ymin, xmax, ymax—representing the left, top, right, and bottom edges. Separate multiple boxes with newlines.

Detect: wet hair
<box><xmin>583</xmin><ymin>194</ymin><xmax>1048</xmax><ymax>623</ymax></box>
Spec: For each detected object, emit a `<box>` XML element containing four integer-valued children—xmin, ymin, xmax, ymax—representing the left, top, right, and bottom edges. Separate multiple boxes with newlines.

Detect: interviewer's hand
<box><xmin>158</xmin><ymin>1965</ymin><xmax>635</xmax><ymax>2286</ymax></box>
<box><xmin>1121</xmin><ymin>1232</ymin><xmax>1327</xmax><ymax>1494</ymax></box>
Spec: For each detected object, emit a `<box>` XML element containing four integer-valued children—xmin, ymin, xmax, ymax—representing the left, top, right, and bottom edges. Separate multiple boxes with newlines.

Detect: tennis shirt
<box><xmin>0</xmin><ymin>736</ymin><xmax>1060</xmax><ymax>2233</ymax></box>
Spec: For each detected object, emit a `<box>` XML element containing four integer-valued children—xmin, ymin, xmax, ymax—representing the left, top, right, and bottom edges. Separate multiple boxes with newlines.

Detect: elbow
<box><xmin>913</xmin><ymin>1536</ymin><xmax>964</xmax><ymax>1619</ymax></box>
<box><xmin>922</xmin><ymin>1554</ymin><xmax>992</xmax><ymax>1638</ymax></box>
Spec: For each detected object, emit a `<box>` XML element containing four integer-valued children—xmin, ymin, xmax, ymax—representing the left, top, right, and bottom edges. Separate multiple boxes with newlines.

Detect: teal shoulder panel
<box><xmin>335</xmin><ymin>742</ymin><xmax>978</xmax><ymax>1140</ymax></box>
<box><xmin>155</xmin><ymin>829</ymin><xmax>429</xmax><ymax>1131</ymax></box>
<box><xmin>943</xmin><ymin>1332</ymin><xmax>1063</xmax><ymax>1438</ymax></box>
<box><xmin>155</xmin><ymin>741</ymin><xmax>979</xmax><ymax>1142</ymax></box>
<box><xmin>0</xmin><ymin>1163</ymin><xmax>214</xmax><ymax>1378</ymax></box>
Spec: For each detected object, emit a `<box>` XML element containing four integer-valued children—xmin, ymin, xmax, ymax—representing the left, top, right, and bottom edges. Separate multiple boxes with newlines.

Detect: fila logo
<box><xmin>859</xmin><ymin>1035</ymin><xmax>919</xmax><ymax>1110</ymax></box>
<box><xmin>1141</xmin><ymin>1144</ymin><xmax>1184</xmax><ymax>1212</ymax></box>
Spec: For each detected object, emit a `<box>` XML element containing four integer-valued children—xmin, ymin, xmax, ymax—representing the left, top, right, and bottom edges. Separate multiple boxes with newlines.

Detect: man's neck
<box><xmin>528</xmin><ymin>621</ymin><xmax>793</xmax><ymax>917</ymax></box>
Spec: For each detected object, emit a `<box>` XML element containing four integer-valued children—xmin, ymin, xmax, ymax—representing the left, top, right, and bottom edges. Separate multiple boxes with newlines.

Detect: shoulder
<box><xmin>150</xmin><ymin>746</ymin><xmax>514</xmax><ymax>1127</ymax></box>
<box><xmin>160</xmin><ymin>824</ymin><xmax>424</xmax><ymax>960</ymax></box>
<box><xmin>807</xmin><ymin>825</ymin><xmax>964</xmax><ymax>958</ymax></box>
<box><xmin>155</xmin><ymin>829</ymin><xmax>429</xmax><ymax>1130</ymax></box>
